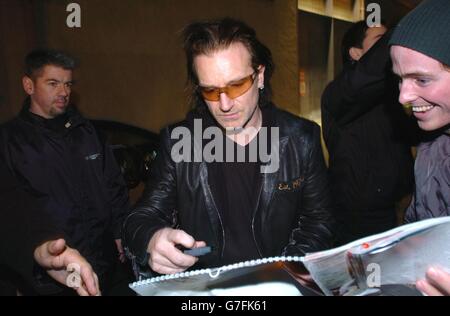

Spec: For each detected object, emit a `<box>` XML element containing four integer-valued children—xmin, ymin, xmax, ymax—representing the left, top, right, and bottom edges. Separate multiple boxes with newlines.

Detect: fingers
<box><xmin>193</xmin><ymin>241</ymin><xmax>207</xmax><ymax>248</ymax></box>
<box><xmin>147</xmin><ymin>228</ymin><xmax>202</xmax><ymax>274</ymax></box>
<box><xmin>416</xmin><ymin>279</ymin><xmax>443</xmax><ymax>296</ymax></box>
<box><xmin>148</xmin><ymin>246</ymin><xmax>198</xmax><ymax>274</ymax></box>
<box><xmin>167</xmin><ymin>229</ymin><xmax>197</xmax><ymax>249</ymax></box>
<box><xmin>35</xmin><ymin>239</ymin><xmax>101</xmax><ymax>296</ymax></box>
<box><xmin>417</xmin><ymin>267</ymin><xmax>450</xmax><ymax>296</ymax></box>
<box><xmin>65</xmin><ymin>248</ymin><xmax>100</xmax><ymax>296</ymax></box>
<box><xmin>75</xmin><ymin>280</ymin><xmax>101</xmax><ymax>297</ymax></box>
<box><xmin>79</xmin><ymin>263</ymin><xmax>100</xmax><ymax>296</ymax></box>
<box><xmin>115</xmin><ymin>239</ymin><xmax>124</xmax><ymax>252</ymax></box>
<box><xmin>115</xmin><ymin>239</ymin><xmax>126</xmax><ymax>263</ymax></box>
<box><xmin>149</xmin><ymin>256</ymin><xmax>191</xmax><ymax>275</ymax></box>
<box><xmin>34</xmin><ymin>239</ymin><xmax>66</xmax><ymax>269</ymax></box>
<box><xmin>427</xmin><ymin>267</ymin><xmax>450</xmax><ymax>295</ymax></box>
<box><xmin>118</xmin><ymin>252</ymin><xmax>126</xmax><ymax>263</ymax></box>
<box><xmin>93</xmin><ymin>273</ymin><xmax>101</xmax><ymax>296</ymax></box>
<box><xmin>76</xmin><ymin>284</ymin><xmax>90</xmax><ymax>297</ymax></box>
<box><xmin>47</xmin><ymin>238</ymin><xmax>67</xmax><ymax>256</ymax></box>
<box><xmin>60</xmin><ymin>246</ymin><xmax>101</xmax><ymax>296</ymax></box>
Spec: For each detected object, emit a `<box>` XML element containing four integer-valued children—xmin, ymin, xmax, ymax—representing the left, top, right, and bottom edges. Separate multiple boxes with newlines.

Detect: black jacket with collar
<box><xmin>124</xmin><ymin>105</ymin><xmax>335</xmax><ymax>269</ymax></box>
<box><xmin>0</xmin><ymin>103</ymin><xmax>130</xmax><ymax>286</ymax></box>
<box><xmin>321</xmin><ymin>32</ymin><xmax>418</xmax><ymax>237</ymax></box>
<box><xmin>0</xmin><ymin>159</ymin><xmax>63</xmax><ymax>295</ymax></box>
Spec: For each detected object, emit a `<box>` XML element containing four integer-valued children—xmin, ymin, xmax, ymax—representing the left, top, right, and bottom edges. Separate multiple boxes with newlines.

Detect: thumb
<box><xmin>193</xmin><ymin>241</ymin><xmax>207</xmax><ymax>248</ymax></box>
<box><xmin>47</xmin><ymin>238</ymin><xmax>67</xmax><ymax>256</ymax></box>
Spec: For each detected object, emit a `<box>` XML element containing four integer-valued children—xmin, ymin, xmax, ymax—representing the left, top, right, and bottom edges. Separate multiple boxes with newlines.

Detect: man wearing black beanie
<box><xmin>390</xmin><ymin>0</ymin><xmax>450</xmax><ymax>296</ymax></box>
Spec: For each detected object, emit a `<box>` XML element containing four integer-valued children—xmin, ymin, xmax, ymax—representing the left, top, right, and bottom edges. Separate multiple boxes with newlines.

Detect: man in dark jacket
<box><xmin>0</xmin><ymin>49</ymin><xmax>130</xmax><ymax>294</ymax></box>
<box><xmin>321</xmin><ymin>21</ymin><xmax>418</xmax><ymax>244</ymax></box>
<box><xmin>124</xmin><ymin>18</ymin><xmax>335</xmax><ymax>276</ymax></box>
<box><xmin>0</xmin><ymin>159</ymin><xmax>100</xmax><ymax>296</ymax></box>
<box><xmin>389</xmin><ymin>0</ymin><xmax>450</xmax><ymax>296</ymax></box>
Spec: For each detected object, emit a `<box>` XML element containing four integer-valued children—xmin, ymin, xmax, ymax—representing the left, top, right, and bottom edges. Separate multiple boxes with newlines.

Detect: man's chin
<box><xmin>216</xmin><ymin>119</ymin><xmax>240</xmax><ymax>129</ymax></box>
<box><xmin>221</xmin><ymin>123</ymin><xmax>245</xmax><ymax>133</ymax></box>
<box><xmin>418</xmin><ymin>120</ymin><xmax>449</xmax><ymax>132</ymax></box>
<box><xmin>50</xmin><ymin>106</ymin><xmax>68</xmax><ymax>117</ymax></box>
<box><xmin>224</xmin><ymin>127</ymin><xmax>245</xmax><ymax>136</ymax></box>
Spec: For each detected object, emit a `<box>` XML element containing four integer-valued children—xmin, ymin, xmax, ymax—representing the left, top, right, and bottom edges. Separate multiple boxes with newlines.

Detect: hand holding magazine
<box><xmin>302</xmin><ymin>216</ymin><xmax>450</xmax><ymax>295</ymax></box>
<box><xmin>129</xmin><ymin>217</ymin><xmax>450</xmax><ymax>296</ymax></box>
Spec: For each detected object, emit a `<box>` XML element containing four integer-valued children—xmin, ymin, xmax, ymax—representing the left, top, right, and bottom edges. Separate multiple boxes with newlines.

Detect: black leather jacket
<box><xmin>124</xmin><ymin>105</ymin><xmax>335</xmax><ymax>269</ymax></box>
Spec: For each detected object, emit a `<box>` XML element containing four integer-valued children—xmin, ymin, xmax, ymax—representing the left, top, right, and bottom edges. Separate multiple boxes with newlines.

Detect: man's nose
<box><xmin>58</xmin><ymin>84</ymin><xmax>70</xmax><ymax>97</ymax></box>
<box><xmin>398</xmin><ymin>80</ymin><xmax>417</xmax><ymax>105</ymax></box>
<box><xmin>219</xmin><ymin>92</ymin><xmax>234</xmax><ymax>112</ymax></box>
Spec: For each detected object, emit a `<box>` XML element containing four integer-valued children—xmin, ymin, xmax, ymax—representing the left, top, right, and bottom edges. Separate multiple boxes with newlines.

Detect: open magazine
<box><xmin>302</xmin><ymin>216</ymin><xmax>450</xmax><ymax>295</ymax></box>
<box><xmin>129</xmin><ymin>217</ymin><xmax>450</xmax><ymax>296</ymax></box>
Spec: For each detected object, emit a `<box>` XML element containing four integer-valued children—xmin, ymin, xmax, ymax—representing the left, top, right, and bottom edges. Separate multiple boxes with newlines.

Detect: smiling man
<box><xmin>389</xmin><ymin>0</ymin><xmax>450</xmax><ymax>296</ymax></box>
<box><xmin>124</xmin><ymin>18</ymin><xmax>335</xmax><ymax>276</ymax></box>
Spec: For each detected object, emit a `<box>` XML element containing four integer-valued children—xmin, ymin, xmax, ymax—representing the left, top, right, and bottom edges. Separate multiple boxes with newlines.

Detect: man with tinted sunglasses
<box><xmin>124</xmin><ymin>18</ymin><xmax>335</xmax><ymax>276</ymax></box>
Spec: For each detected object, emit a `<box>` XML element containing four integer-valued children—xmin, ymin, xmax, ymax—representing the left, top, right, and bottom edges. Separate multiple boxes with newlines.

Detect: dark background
<box><xmin>0</xmin><ymin>0</ymin><xmax>421</xmax><ymax>133</ymax></box>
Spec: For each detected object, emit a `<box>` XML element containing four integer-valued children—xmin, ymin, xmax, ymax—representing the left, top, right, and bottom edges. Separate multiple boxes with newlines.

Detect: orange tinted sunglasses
<box><xmin>198</xmin><ymin>72</ymin><xmax>257</xmax><ymax>101</ymax></box>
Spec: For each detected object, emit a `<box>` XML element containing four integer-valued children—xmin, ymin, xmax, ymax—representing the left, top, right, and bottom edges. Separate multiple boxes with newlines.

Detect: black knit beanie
<box><xmin>390</xmin><ymin>0</ymin><xmax>450</xmax><ymax>66</ymax></box>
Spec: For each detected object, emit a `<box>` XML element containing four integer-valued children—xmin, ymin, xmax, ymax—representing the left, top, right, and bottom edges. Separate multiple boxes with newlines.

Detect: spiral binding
<box><xmin>131</xmin><ymin>256</ymin><xmax>303</xmax><ymax>288</ymax></box>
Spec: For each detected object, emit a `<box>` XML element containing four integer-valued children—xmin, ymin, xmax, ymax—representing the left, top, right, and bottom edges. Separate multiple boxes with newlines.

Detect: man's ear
<box><xmin>22</xmin><ymin>76</ymin><xmax>34</xmax><ymax>95</ymax></box>
<box><xmin>257</xmin><ymin>65</ymin><xmax>265</xmax><ymax>89</ymax></box>
<box><xmin>349</xmin><ymin>47</ymin><xmax>363</xmax><ymax>62</ymax></box>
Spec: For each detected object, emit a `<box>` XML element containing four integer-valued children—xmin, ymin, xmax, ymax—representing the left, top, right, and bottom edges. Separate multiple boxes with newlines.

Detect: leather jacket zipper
<box><xmin>205</xmin><ymin>184</ymin><xmax>226</xmax><ymax>258</ymax></box>
<box><xmin>251</xmin><ymin>176</ymin><xmax>264</xmax><ymax>258</ymax></box>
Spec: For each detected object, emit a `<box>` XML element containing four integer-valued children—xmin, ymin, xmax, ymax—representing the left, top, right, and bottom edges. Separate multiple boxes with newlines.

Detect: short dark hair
<box><xmin>341</xmin><ymin>21</ymin><xmax>369</xmax><ymax>66</ymax></box>
<box><xmin>25</xmin><ymin>49</ymin><xmax>76</xmax><ymax>78</ymax></box>
<box><xmin>182</xmin><ymin>17</ymin><xmax>274</xmax><ymax>109</ymax></box>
